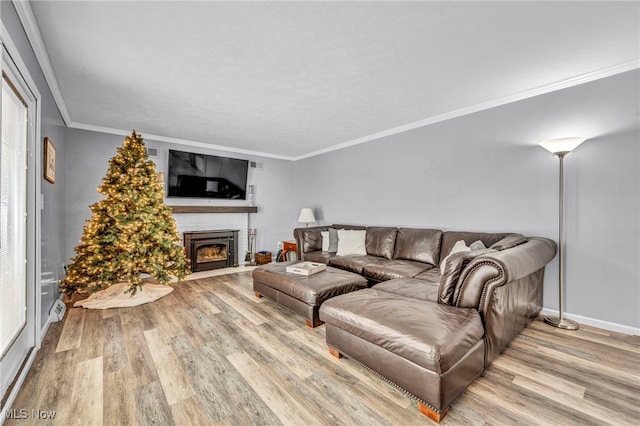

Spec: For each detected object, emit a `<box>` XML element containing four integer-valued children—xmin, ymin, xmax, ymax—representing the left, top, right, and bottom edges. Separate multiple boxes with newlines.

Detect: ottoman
<box><xmin>319</xmin><ymin>288</ymin><xmax>485</xmax><ymax>422</ymax></box>
<box><xmin>252</xmin><ymin>263</ymin><xmax>368</xmax><ymax>328</ymax></box>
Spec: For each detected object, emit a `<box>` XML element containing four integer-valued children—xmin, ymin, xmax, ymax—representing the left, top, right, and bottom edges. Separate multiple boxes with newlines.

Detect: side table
<box><xmin>282</xmin><ymin>240</ymin><xmax>297</xmax><ymax>262</ymax></box>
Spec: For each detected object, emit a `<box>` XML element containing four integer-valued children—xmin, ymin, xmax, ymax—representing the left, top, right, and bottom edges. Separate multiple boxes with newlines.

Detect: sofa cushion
<box><xmin>365</xmin><ymin>227</ymin><xmax>398</xmax><ymax>260</ymax></box>
<box><xmin>336</xmin><ymin>230</ymin><xmax>367</xmax><ymax>256</ymax></box>
<box><xmin>490</xmin><ymin>233</ymin><xmax>528</xmax><ymax>251</ymax></box>
<box><xmin>439</xmin><ymin>248</ymin><xmax>496</xmax><ymax>305</ymax></box>
<box><xmin>300</xmin><ymin>229</ymin><xmax>323</xmax><ymax>253</ymax></box>
<box><xmin>329</xmin><ymin>255</ymin><xmax>384</xmax><ymax>274</ymax></box>
<box><xmin>373</xmin><ymin>278</ymin><xmax>439</xmax><ymax>302</ymax></box>
<box><xmin>440</xmin><ymin>231</ymin><xmax>509</xmax><ymax>260</ymax></box>
<box><xmin>469</xmin><ymin>240</ymin><xmax>487</xmax><ymax>251</ymax></box>
<box><xmin>439</xmin><ymin>239</ymin><xmax>471</xmax><ymax>270</ymax></box>
<box><xmin>413</xmin><ymin>268</ymin><xmax>442</xmax><ymax>282</ymax></box>
<box><xmin>362</xmin><ymin>259</ymin><xmax>432</xmax><ymax>282</ymax></box>
<box><xmin>319</xmin><ymin>289</ymin><xmax>484</xmax><ymax>373</ymax></box>
<box><xmin>303</xmin><ymin>251</ymin><xmax>337</xmax><ymax>264</ymax></box>
<box><xmin>332</xmin><ymin>224</ymin><xmax>367</xmax><ymax>231</ymax></box>
<box><xmin>393</xmin><ymin>228</ymin><xmax>443</xmax><ymax>265</ymax></box>
<box><xmin>321</xmin><ymin>228</ymin><xmax>340</xmax><ymax>253</ymax></box>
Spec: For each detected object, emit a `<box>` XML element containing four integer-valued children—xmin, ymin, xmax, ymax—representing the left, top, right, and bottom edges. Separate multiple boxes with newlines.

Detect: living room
<box><xmin>1</xmin><ymin>1</ymin><xmax>638</xmax><ymax>424</ymax></box>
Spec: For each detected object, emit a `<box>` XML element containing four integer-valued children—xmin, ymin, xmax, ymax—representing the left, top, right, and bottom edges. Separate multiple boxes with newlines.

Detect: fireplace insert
<box><xmin>183</xmin><ymin>230</ymin><xmax>239</xmax><ymax>272</ymax></box>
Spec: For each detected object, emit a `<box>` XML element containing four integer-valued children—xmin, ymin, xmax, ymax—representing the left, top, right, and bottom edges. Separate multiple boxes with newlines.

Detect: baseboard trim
<box><xmin>540</xmin><ymin>309</ymin><xmax>639</xmax><ymax>336</ymax></box>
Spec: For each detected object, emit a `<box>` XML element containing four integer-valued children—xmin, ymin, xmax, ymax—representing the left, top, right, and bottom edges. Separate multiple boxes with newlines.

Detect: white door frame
<box><xmin>0</xmin><ymin>21</ymin><xmax>42</xmax><ymax>413</ymax></box>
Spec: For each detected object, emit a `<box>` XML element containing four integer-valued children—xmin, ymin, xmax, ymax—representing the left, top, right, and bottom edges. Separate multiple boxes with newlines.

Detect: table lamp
<box><xmin>298</xmin><ymin>208</ymin><xmax>316</xmax><ymax>227</ymax></box>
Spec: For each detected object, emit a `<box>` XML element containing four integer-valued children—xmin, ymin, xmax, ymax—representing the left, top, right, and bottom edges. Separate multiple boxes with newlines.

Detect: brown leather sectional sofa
<box><xmin>293</xmin><ymin>225</ymin><xmax>557</xmax><ymax>421</ymax></box>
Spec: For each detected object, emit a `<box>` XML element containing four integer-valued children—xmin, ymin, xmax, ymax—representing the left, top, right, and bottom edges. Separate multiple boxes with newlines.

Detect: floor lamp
<box><xmin>539</xmin><ymin>137</ymin><xmax>586</xmax><ymax>330</ymax></box>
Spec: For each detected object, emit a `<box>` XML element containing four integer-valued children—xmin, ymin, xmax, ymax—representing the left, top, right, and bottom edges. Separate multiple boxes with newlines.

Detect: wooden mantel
<box><xmin>169</xmin><ymin>206</ymin><xmax>258</xmax><ymax>214</ymax></box>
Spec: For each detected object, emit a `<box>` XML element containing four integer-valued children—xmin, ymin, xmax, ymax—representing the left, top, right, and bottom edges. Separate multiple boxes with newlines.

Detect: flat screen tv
<box><xmin>167</xmin><ymin>149</ymin><xmax>249</xmax><ymax>199</ymax></box>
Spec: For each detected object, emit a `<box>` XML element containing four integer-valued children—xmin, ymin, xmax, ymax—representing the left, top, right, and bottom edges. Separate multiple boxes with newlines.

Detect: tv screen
<box><xmin>167</xmin><ymin>150</ymin><xmax>248</xmax><ymax>199</ymax></box>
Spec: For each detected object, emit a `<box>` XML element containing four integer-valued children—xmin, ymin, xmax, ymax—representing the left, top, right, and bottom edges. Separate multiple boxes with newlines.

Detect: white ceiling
<box><xmin>24</xmin><ymin>1</ymin><xmax>640</xmax><ymax>160</ymax></box>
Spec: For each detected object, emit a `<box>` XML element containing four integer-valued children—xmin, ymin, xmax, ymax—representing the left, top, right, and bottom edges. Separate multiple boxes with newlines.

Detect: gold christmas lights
<box><xmin>60</xmin><ymin>130</ymin><xmax>190</xmax><ymax>296</ymax></box>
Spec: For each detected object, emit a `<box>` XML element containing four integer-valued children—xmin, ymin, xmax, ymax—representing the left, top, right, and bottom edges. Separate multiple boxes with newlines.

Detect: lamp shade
<box><xmin>539</xmin><ymin>137</ymin><xmax>586</xmax><ymax>155</ymax></box>
<box><xmin>298</xmin><ymin>208</ymin><xmax>316</xmax><ymax>224</ymax></box>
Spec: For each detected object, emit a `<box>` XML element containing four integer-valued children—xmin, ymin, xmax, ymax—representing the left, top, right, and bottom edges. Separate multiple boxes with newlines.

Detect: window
<box><xmin>0</xmin><ymin>72</ymin><xmax>28</xmax><ymax>359</ymax></box>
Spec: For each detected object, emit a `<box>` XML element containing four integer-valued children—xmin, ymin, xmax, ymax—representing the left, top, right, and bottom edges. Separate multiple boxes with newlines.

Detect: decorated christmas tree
<box><xmin>61</xmin><ymin>131</ymin><xmax>190</xmax><ymax>296</ymax></box>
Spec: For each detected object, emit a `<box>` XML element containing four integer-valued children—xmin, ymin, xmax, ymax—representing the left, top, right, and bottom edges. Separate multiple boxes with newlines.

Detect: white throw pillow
<box><xmin>440</xmin><ymin>240</ymin><xmax>471</xmax><ymax>270</ymax></box>
<box><xmin>321</xmin><ymin>231</ymin><xmax>329</xmax><ymax>251</ymax></box>
<box><xmin>469</xmin><ymin>240</ymin><xmax>487</xmax><ymax>251</ymax></box>
<box><xmin>336</xmin><ymin>230</ymin><xmax>367</xmax><ymax>256</ymax></box>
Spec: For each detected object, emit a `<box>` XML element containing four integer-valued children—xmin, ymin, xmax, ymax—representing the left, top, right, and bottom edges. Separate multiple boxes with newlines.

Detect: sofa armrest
<box><xmin>293</xmin><ymin>226</ymin><xmax>330</xmax><ymax>260</ymax></box>
<box><xmin>293</xmin><ymin>224</ymin><xmax>366</xmax><ymax>260</ymax></box>
<box><xmin>454</xmin><ymin>237</ymin><xmax>557</xmax><ymax>310</ymax></box>
<box><xmin>453</xmin><ymin>237</ymin><xmax>557</xmax><ymax>366</ymax></box>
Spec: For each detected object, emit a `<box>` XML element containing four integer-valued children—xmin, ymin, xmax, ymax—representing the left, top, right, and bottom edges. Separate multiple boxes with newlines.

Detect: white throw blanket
<box><xmin>73</xmin><ymin>282</ymin><xmax>173</xmax><ymax>309</ymax></box>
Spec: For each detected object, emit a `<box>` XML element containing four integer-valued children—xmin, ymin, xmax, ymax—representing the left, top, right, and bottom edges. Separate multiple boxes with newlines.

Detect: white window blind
<box><xmin>0</xmin><ymin>76</ymin><xmax>28</xmax><ymax>357</ymax></box>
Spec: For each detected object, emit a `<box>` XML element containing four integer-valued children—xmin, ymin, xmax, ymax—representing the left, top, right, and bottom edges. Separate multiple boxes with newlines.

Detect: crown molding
<box><xmin>12</xmin><ymin>0</ymin><xmax>71</xmax><ymax>125</ymax></box>
<box><xmin>78</xmin><ymin>54</ymin><xmax>637</xmax><ymax>163</ymax></box>
<box><xmin>294</xmin><ymin>60</ymin><xmax>640</xmax><ymax>160</ymax></box>
<box><xmin>68</xmin><ymin>121</ymin><xmax>296</xmax><ymax>161</ymax></box>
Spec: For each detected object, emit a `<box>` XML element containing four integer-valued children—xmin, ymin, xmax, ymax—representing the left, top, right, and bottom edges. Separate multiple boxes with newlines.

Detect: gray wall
<box><xmin>2</xmin><ymin>1</ymin><xmax>68</xmax><ymax>326</ymax></box>
<box><xmin>294</xmin><ymin>70</ymin><xmax>640</xmax><ymax>329</ymax></box>
<box><xmin>64</xmin><ymin>128</ymin><xmax>295</xmax><ymax>263</ymax></box>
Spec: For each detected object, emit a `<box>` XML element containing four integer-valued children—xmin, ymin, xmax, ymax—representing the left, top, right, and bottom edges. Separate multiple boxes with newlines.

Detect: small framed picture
<box><xmin>44</xmin><ymin>137</ymin><xmax>56</xmax><ymax>183</ymax></box>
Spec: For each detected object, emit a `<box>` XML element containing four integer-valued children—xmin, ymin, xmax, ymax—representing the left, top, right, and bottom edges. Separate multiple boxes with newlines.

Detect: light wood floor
<box><xmin>6</xmin><ymin>272</ymin><xmax>640</xmax><ymax>425</ymax></box>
